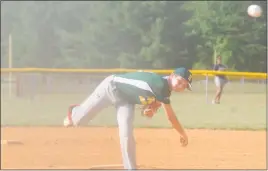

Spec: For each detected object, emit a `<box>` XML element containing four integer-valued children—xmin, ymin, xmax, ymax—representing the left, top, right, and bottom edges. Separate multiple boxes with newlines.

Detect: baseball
<box><xmin>247</xmin><ymin>4</ymin><xmax>262</xmax><ymax>18</ymax></box>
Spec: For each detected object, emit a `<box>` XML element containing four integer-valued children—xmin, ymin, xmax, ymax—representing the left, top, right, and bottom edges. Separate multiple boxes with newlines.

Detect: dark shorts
<box><xmin>214</xmin><ymin>76</ymin><xmax>228</xmax><ymax>87</ymax></box>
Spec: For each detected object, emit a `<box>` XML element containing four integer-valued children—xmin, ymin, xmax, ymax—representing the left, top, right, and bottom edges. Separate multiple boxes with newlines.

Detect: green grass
<box><xmin>1</xmin><ymin>84</ymin><xmax>266</xmax><ymax>130</ymax></box>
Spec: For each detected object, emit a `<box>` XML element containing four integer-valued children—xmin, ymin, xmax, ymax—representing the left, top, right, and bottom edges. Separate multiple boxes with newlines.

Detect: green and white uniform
<box><xmin>69</xmin><ymin>68</ymin><xmax>191</xmax><ymax>170</ymax></box>
<box><xmin>114</xmin><ymin>72</ymin><xmax>171</xmax><ymax>105</ymax></box>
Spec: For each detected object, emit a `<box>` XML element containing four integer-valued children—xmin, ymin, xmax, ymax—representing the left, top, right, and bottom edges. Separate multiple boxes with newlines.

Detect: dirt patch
<box><xmin>1</xmin><ymin>127</ymin><xmax>266</xmax><ymax>169</ymax></box>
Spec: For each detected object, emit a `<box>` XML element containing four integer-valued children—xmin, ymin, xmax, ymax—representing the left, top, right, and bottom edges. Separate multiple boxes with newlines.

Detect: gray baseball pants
<box><xmin>70</xmin><ymin>75</ymin><xmax>136</xmax><ymax>170</ymax></box>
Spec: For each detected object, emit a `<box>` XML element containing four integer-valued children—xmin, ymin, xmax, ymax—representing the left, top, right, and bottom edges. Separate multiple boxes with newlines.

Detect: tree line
<box><xmin>1</xmin><ymin>1</ymin><xmax>267</xmax><ymax>72</ymax></box>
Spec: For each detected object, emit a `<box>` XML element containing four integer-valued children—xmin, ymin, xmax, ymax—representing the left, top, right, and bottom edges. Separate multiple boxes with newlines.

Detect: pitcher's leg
<box><xmin>116</xmin><ymin>104</ymin><xmax>136</xmax><ymax>170</ymax></box>
<box><xmin>71</xmin><ymin>90</ymin><xmax>110</xmax><ymax>126</ymax></box>
<box><xmin>64</xmin><ymin>76</ymin><xmax>114</xmax><ymax>126</ymax></box>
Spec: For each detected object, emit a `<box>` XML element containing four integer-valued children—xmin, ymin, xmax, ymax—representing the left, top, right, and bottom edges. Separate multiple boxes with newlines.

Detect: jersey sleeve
<box><xmin>156</xmin><ymin>89</ymin><xmax>171</xmax><ymax>104</ymax></box>
<box><xmin>151</xmin><ymin>75</ymin><xmax>171</xmax><ymax>104</ymax></box>
<box><xmin>162</xmin><ymin>96</ymin><xmax>170</xmax><ymax>104</ymax></box>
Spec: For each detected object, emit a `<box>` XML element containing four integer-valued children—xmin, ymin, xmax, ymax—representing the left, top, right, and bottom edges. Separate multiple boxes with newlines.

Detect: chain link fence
<box><xmin>1</xmin><ymin>72</ymin><xmax>266</xmax><ymax>97</ymax></box>
<box><xmin>1</xmin><ymin>72</ymin><xmax>266</xmax><ymax>127</ymax></box>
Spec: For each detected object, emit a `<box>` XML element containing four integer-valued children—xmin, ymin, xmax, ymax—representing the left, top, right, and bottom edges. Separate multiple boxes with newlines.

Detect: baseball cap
<box><xmin>173</xmin><ymin>67</ymin><xmax>192</xmax><ymax>91</ymax></box>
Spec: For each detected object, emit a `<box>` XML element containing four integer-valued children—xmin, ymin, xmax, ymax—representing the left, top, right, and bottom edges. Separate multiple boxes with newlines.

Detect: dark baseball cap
<box><xmin>173</xmin><ymin>67</ymin><xmax>192</xmax><ymax>91</ymax></box>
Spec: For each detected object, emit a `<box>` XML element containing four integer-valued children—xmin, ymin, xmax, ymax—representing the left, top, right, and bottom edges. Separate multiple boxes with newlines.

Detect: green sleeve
<box><xmin>156</xmin><ymin>95</ymin><xmax>170</xmax><ymax>104</ymax></box>
<box><xmin>162</xmin><ymin>97</ymin><xmax>170</xmax><ymax>104</ymax></box>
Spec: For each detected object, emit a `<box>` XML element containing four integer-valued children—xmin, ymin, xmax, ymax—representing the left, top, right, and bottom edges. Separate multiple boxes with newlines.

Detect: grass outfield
<box><xmin>1</xmin><ymin>85</ymin><xmax>266</xmax><ymax>130</ymax></box>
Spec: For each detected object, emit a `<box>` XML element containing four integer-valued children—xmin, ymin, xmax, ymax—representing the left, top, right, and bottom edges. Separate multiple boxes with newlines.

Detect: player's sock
<box><xmin>71</xmin><ymin>106</ymin><xmax>86</xmax><ymax>125</ymax></box>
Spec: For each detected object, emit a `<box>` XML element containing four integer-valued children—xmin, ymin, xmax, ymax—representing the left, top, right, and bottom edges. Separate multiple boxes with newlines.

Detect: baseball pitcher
<box><xmin>63</xmin><ymin>67</ymin><xmax>192</xmax><ymax>170</ymax></box>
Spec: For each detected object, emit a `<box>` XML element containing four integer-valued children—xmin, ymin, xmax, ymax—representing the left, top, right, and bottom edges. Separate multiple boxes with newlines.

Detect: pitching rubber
<box><xmin>89</xmin><ymin>164</ymin><xmax>124</xmax><ymax>169</ymax></box>
<box><xmin>89</xmin><ymin>164</ymin><xmax>158</xmax><ymax>169</ymax></box>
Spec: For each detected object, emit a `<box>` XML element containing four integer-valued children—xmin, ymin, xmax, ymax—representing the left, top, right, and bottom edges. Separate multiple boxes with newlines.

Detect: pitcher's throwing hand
<box><xmin>63</xmin><ymin>67</ymin><xmax>192</xmax><ymax>170</ymax></box>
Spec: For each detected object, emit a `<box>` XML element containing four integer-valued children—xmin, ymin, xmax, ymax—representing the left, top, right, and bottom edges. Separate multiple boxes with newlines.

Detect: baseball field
<box><xmin>1</xmin><ymin>80</ymin><xmax>267</xmax><ymax>169</ymax></box>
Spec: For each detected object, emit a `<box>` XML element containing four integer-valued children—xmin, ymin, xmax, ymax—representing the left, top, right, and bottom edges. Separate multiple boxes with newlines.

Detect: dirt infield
<box><xmin>1</xmin><ymin>127</ymin><xmax>266</xmax><ymax>169</ymax></box>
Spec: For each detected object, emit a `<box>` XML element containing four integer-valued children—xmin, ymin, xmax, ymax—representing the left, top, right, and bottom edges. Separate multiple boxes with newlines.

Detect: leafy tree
<box><xmin>182</xmin><ymin>1</ymin><xmax>267</xmax><ymax>71</ymax></box>
<box><xmin>1</xmin><ymin>1</ymin><xmax>266</xmax><ymax>72</ymax></box>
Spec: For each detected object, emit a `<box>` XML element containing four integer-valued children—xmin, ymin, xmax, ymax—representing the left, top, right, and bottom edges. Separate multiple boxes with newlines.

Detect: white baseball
<box><xmin>247</xmin><ymin>5</ymin><xmax>262</xmax><ymax>18</ymax></box>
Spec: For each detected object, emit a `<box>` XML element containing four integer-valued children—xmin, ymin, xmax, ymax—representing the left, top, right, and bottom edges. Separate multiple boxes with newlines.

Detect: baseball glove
<box><xmin>141</xmin><ymin>101</ymin><xmax>162</xmax><ymax>118</ymax></box>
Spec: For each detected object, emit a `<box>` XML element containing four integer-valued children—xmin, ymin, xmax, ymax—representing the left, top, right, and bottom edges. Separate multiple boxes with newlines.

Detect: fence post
<box><xmin>8</xmin><ymin>34</ymin><xmax>13</xmax><ymax>98</ymax></box>
<box><xmin>205</xmin><ymin>74</ymin><xmax>209</xmax><ymax>104</ymax></box>
<box><xmin>241</xmin><ymin>76</ymin><xmax>245</xmax><ymax>85</ymax></box>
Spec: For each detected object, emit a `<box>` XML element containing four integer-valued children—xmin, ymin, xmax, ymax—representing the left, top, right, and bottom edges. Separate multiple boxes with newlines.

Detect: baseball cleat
<box><xmin>63</xmin><ymin>104</ymin><xmax>78</xmax><ymax>127</ymax></box>
<box><xmin>211</xmin><ymin>100</ymin><xmax>220</xmax><ymax>104</ymax></box>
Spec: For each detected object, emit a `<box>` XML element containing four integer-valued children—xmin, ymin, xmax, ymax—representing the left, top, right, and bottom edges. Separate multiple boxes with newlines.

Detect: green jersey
<box><xmin>113</xmin><ymin>72</ymin><xmax>171</xmax><ymax>105</ymax></box>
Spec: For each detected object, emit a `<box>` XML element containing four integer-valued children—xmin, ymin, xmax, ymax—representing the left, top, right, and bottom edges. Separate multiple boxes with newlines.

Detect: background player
<box><xmin>63</xmin><ymin>67</ymin><xmax>192</xmax><ymax>169</ymax></box>
<box><xmin>212</xmin><ymin>55</ymin><xmax>228</xmax><ymax>104</ymax></box>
